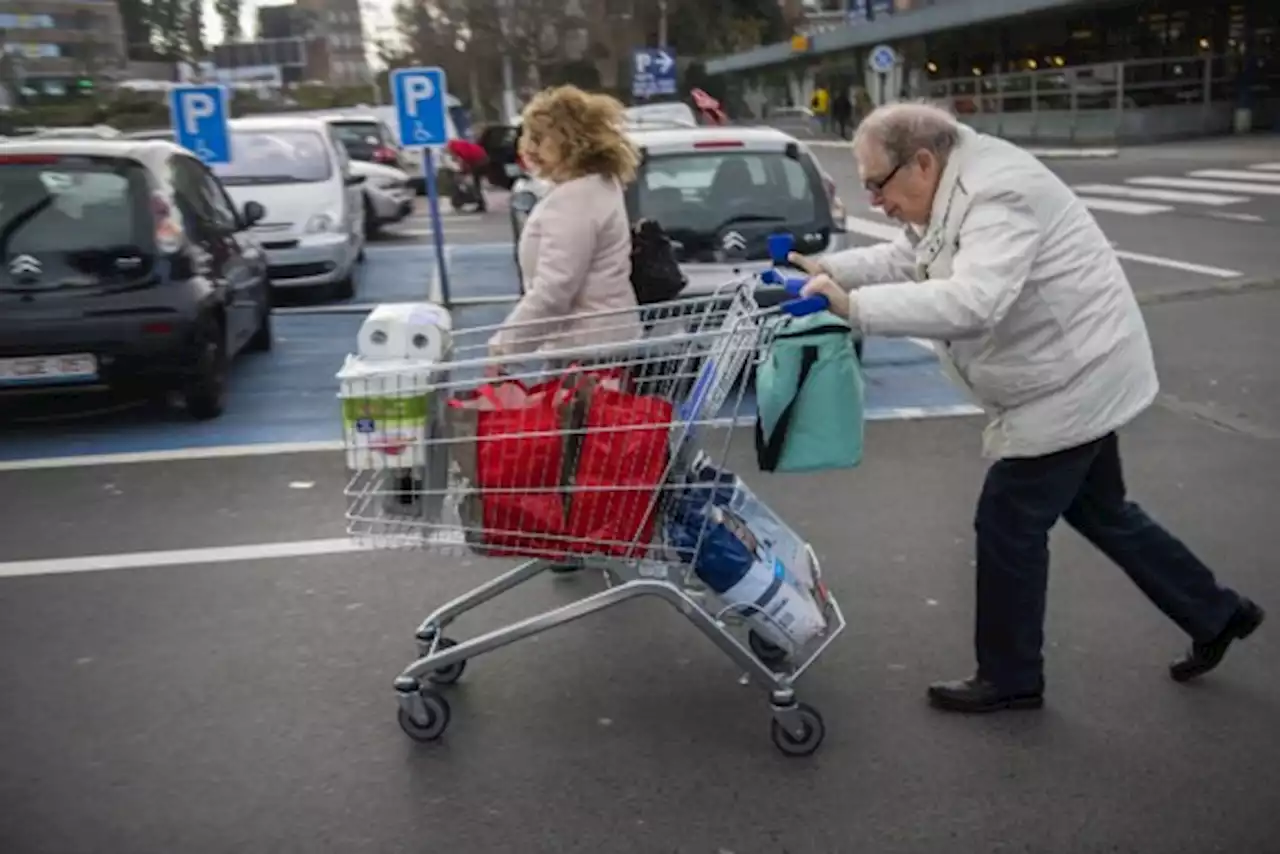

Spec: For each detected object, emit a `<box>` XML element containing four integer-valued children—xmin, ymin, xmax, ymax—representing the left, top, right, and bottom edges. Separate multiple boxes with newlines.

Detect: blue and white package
<box><xmin>664</xmin><ymin>455</ymin><xmax>824</xmax><ymax>650</ymax></box>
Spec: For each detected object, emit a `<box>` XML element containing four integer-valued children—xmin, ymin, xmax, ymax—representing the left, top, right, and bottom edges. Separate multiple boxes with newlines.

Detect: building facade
<box><xmin>710</xmin><ymin>0</ymin><xmax>1279</xmax><ymax>138</ymax></box>
<box><xmin>296</xmin><ymin>0</ymin><xmax>370</xmax><ymax>87</ymax></box>
<box><xmin>0</xmin><ymin>0</ymin><xmax>127</xmax><ymax>100</ymax></box>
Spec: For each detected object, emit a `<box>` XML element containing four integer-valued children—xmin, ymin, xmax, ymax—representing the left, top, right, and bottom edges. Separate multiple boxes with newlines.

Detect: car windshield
<box><xmin>213</xmin><ymin>129</ymin><xmax>333</xmax><ymax>185</ymax></box>
<box><xmin>0</xmin><ymin>157</ymin><xmax>153</xmax><ymax>265</ymax></box>
<box><xmin>330</xmin><ymin>121</ymin><xmax>382</xmax><ymax>160</ymax></box>
<box><xmin>631</xmin><ymin>151</ymin><xmax>823</xmax><ymax>259</ymax></box>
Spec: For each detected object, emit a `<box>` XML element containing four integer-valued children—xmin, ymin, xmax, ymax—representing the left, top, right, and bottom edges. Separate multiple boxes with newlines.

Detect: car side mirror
<box><xmin>242</xmin><ymin>201</ymin><xmax>266</xmax><ymax>227</ymax></box>
<box><xmin>345</xmin><ymin>173</ymin><xmax>366</xmax><ymax>186</ymax></box>
<box><xmin>511</xmin><ymin>190</ymin><xmax>537</xmax><ymax>214</ymax></box>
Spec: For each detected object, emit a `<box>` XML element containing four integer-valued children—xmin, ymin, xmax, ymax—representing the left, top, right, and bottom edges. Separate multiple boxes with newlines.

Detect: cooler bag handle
<box><xmin>754</xmin><ymin>345</ymin><xmax>819</xmax><ymax>472</ymax></box>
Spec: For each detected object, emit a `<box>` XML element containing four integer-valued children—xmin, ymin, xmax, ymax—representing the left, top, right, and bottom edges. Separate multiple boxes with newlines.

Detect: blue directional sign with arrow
<box><xmin>632</xmin><ymin>48</ymin><xmax>677</xmax><ymax>99</ymax></box>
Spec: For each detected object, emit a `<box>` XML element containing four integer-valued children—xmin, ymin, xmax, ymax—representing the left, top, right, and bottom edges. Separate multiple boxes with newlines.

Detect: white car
<box><xmin>348</xmin><ymin>159</ymin><xmax>415</xmax><ymax>237</ymax></box>
<box><xmin>624</xmin><ymin>102</ymin><xmax>698</xmax><ymax>128</ymax></box>
<box><xmin>510</xmin><ymin>124</ymin><xmax>850</xmax><ymax>303</ymax></box>
<box><xmin>215</xmin><ymin>116</ymin><xmax>366</xmax><ymax>300</ymax></box>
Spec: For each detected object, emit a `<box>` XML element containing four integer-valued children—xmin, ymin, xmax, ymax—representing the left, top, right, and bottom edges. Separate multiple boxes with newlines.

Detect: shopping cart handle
<box><xmin>781</xmin><ymin>295</ymin><xmax>830</xmax><ymax>317</ymax></box>
<box><xmin>759</xmin><ymin>268</ymin><xmax>809</xmax><ymax>294</ymax></box>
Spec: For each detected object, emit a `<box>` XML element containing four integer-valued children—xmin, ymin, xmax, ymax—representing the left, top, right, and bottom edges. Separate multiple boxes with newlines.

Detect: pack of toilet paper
<box><xmin>357</xmin><ymin>302</ymin><xmax>453</xmax><ymax>362</ymax></box>
<box><xmin>338</xmin><ymin>354</ymin><xmax>448</xmax><ymax>472</ymax></box>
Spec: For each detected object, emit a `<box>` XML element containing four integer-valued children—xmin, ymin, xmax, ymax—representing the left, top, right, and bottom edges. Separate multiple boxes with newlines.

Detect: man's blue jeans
<box><xmin>974</xmin><ymin>432</ymin><xmax>1240</xmax><ymax>693</ymax></box>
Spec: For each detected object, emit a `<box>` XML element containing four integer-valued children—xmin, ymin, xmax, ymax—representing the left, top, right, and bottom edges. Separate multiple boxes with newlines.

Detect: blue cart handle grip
<box><xmin>781</xmin><ymin>295</ymin><xmax>830</xmax><ymax>317</ymax></box>
<box><xmin>759</xmin><ymin>268</ymin><xmax>810</xmax><ymax>294</ymax></box>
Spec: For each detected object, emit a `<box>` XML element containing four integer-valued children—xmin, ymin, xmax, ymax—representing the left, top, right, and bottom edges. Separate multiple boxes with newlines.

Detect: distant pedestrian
<box><xmin>832</xmin><ymin>88</ymin><xmax>853</xmax><ymax>139</ymax></box>
<box><xmin>445</xmin><ymin>136</ymin><xmax>489</xmax><ymax>213</ymax></box>
<box><xmin>790</xmin><ymin>101</ymin><xmax>1264</xmax><ymax>714</ymax></box>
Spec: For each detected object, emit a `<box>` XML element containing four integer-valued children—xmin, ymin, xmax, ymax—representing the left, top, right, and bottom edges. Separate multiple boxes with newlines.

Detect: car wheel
<box><xmin>184</xmin><ymin>315</ymin><xmax>228</xmax><ymax>420</ymax></box>
<box><xmin>364</xmin><ymin>196</ymin><xmax>381</xmax><ymax>239</ymax></box>
<box><xmin>246</xmin><ymin>297</ymin><xmax>272</xmax><ymax>353</ymax></box>
<box><xmin>332</xmin><ymin>273</ymin><xmax>356</xmax><ymax>301</ymax></box>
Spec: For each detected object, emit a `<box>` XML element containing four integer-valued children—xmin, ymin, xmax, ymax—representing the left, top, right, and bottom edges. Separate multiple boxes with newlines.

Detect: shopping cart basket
<box><xmin>340</xmin><ymin>275</ymin><xmax>847</xmax><ymax>757</ymax></box>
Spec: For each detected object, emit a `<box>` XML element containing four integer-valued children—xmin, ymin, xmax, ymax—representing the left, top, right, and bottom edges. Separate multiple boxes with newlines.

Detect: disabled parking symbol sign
<box><xmin>169</xmin><ymin>85</ymin><xmax>232</xmax><ymax>166</ymax></box>
<box><xmin>391</xmin><ymin>67</ymin><xmax>449</xmax><ymax>149</ymax></box>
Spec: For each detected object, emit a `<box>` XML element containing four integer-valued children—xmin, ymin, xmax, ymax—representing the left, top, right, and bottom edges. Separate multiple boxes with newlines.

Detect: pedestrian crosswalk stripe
<box><xmin>1078</xmin><ymin>197</ymin><xmax>1171</xmax><ymax>215</ymax></box>
<box><xmin>1188</xmin><ymin>169</ymin><xmax>1280</xmax><ymax>184</ymax></box>
<box><xmin>1073</xmin><ymin>183</ymin><xmax>1248</xmax><ymax>206</ymax></box>
<box><xmin>1128</xmin><ymin>176</ymin><xmax>1280</xmax><ymax>197</ymax></box>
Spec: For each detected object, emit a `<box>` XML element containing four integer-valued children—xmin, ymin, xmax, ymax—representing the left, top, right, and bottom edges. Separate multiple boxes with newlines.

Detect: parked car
<box><xmin>214</xmin><ymin>116</ymin><xmax>366</xmax><ymax>300</ymax></box>
<box><xmin>131</xmin><ymin>126</ymin><xmax>413</xmax><ymax>240</ymax></box>
<box><xmin>321</xmin><ymin>114</ymin><xmax>404</xmax><ymax>169</ymax></box>
<box><xmin>624</xmin><ymin>101</ymin><xmax>699</xmax><ymax>128</ymax></box>
<box><xmin>350</xmin><ymin>158</ymin><xmax>415</xmax><ymax>237</ymax></box>
<box><xmin>0</xmin><ymin>139</ymin><xmax>272</xmax><ymax>420</ymax></box>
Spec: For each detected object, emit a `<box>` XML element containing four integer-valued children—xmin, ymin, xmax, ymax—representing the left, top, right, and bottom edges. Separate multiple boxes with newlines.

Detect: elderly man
<box><xmin>794</xmin><ymin>102</ymin><xmax>1264</xmax><ymax>713</ymax></box>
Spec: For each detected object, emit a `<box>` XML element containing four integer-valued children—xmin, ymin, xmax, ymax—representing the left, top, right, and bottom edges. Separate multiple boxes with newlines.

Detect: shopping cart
<box><xmin>340</xmin><ymin>275</ymin><xmax>847</xmax><ymax>757</ymax></box>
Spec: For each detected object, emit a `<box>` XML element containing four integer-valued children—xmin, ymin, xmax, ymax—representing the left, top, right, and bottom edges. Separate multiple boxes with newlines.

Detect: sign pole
<box><xmin>390</xmin><ymin>66</ymin><xmax>453</xmax><ymax>309</ymax></box>
<box><xmin>422</xmin><ymin>148</ymin><xmax>451</xmax><ymax>307</ymax></box>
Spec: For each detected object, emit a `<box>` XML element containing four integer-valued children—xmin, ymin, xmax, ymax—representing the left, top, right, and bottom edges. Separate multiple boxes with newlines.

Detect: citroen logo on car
<box><xmin>8</xmin><ymin>255</ymin><xmax>41</xmax><ymax>282</ymax></box>
<box><xmin>722</xmin><ymin>231</ymin><xmax>747</xmax><ymax>251</ymax></box>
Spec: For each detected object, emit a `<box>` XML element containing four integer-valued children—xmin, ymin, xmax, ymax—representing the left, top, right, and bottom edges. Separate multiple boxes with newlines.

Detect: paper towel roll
<box><xmin>358</xmin><ymin>303</ymin><xmax>452</xmax><ymax>362</ymax></box>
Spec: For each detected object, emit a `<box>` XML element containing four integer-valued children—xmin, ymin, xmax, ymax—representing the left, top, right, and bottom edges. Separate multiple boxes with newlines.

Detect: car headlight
<box><xmin>305</xmin><ymin>213</ymin><xmax>336</xmax><ymax>233</ymax></box>
<box><xmin>372</xmin><ymin>178</ymin><xmax>406</xmax><ymax>191</ymax></box>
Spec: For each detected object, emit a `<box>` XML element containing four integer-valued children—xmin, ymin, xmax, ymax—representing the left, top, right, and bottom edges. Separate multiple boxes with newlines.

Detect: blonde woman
<box><xmin>489</xmin><ymin>85</ymin><xmax>642</xmax><ymax>359</ymax></box>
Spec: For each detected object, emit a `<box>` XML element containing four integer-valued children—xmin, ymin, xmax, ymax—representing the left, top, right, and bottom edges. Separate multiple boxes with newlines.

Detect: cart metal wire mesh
<box><xmin>337</xmin><ymin>277</ymin><xmax>846</xmax><ymax>757</ymax></box>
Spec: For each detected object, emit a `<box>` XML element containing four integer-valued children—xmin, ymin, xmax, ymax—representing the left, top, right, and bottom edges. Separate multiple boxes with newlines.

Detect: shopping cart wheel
<box><xmin>398</xmin><ymin>689</ymin><xmax>451</xmax><ymax>742</ymax></box>
<box><xmin>770</xmin><ymin>703</ymin><xmax>825</xmax><ymax>758</ymax></box>
<box><xmin>748</xmin><ymin>630</ymin><xmax>789</xmax><ymax>666</ymax></box>
<box><xmin>426</xmin><ymin>637</ymin><xmax>467</xmax><ymax>686</ymax></box>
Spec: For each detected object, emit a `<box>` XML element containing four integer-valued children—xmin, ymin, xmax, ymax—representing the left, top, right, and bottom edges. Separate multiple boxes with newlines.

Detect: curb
<box><xmin>1135</xmin><ymin>274</ymin><xmax>1280</xmax><ymax>307</ymax></box>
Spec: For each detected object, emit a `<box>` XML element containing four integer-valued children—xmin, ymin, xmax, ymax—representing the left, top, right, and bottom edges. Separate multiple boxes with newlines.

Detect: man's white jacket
<box><xmin>826</xmin><ymin>125</ymin><xmax>1159</xmax><ymax>459</ymax></box>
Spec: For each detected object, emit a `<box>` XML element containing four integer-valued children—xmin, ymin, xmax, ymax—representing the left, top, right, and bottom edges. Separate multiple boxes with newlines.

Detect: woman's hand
<box><xmin>786</xmin><ymin>252</ymin><xmax>826</xmax><ymax>277</ymax></box>
<box><xmin>799</xmin><ymin>274</ymin><xmax>852</xmax><ymax>319</ymax></box>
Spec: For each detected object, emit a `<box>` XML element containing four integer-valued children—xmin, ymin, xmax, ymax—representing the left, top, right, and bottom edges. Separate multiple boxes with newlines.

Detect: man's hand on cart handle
<box><xmin>799</xmin><ymin>274</ymin><xmax>852</xmax><ymax>320</ymax></box>
<box><xmin>787</xmin><ymin>252</ymin><xmax>826</xmax><ymax>277</ymax></box>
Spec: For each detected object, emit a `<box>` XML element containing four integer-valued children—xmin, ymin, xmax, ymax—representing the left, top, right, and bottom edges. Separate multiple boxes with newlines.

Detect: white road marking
<box><xmin>0</xmin><ymin>440</ymin><xmax>344</xmax><ymax>472</ymax></box>
<box><xmin>1252</xmin><ymin>163</ymin><xmax>1280</xmax><ymax>171</ymax></box>
<box><xmin>1127</xmin><ymin>176</ymin><xmax>1280</xmax><ymax>196</ymax></box>
<box><xmin>1072</xmin><ymin>183</ymin><xmax>1249</xmax><ymax>206</ymax></box>
<box><xmin>1112</xmin><ymin>250</ymin><xmax>1241</xmax><ymax>278</ymax></box>
<box><xmin>846</xmin><ymin>214</ymin><xmax>1240</xmax><ymax>278</ymax></box>
<box><xmin>1207</xmin><ymin>211</ymin><xmax>1266</xmax><ymax>223</ymax></box>
<box><xmin>0</xmin><ymin>538</ymin><xmax>371</xmax><ymax>579</ymax></box>
<box><xmin>1188</xmin><ymin>169</ymin><xmax>1280</xmax><ymax>183</ymax></box>
<box><xmin>844</xmin><ymin>215</ymin><xmax>903</xmax><ymax>241</ymax></box>
<box><xmin>1078</xmin><ymin>197</ymin><xmax>1172</xmax><ymax>215</ymax></box>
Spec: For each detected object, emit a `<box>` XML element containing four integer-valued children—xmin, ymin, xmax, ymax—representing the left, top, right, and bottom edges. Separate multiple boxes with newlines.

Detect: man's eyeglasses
<box><xmin>864</xmin><ymin>160</ymin><xmax>905</xmax><ymax>195</ymax></box>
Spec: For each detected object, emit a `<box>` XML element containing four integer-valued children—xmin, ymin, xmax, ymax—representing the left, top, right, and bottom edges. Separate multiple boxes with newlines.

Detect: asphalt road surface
<box><xmin>1</xmin><ymin>135</ymin><xmax>1278</xmax><ymax>854</ymax></box>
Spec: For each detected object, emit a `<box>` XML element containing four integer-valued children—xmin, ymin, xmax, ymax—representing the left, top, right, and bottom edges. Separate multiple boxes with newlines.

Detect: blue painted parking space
<box><xmin>0</xmin><ymin>245</ymin><xmax>978</xmax><ymax>465</ymax></box>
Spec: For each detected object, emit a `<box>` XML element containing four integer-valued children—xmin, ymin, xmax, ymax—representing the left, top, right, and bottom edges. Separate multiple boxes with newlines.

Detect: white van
<box><xmin>215</xmin><ymin>116</ymin><xmax>366</xmax><ymax>300</ymax></box>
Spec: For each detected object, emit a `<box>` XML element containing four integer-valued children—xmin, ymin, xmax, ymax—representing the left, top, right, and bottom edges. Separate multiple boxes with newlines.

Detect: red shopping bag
<box><xmin>448</xmin><ymin>378</ymin><xmax>575</xmax><ymax>557</ymax></box>
<box><xmin>565</xmin><ymin>381</ymin><xmax>674</xmax><ymax>557</ymax></box>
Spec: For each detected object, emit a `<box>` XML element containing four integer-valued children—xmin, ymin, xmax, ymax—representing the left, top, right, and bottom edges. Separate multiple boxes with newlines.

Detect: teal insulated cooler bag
<box><xmin>754</xmin><ymin>311</ymin><xmax>865</xmax><ymax>473</ymax></box>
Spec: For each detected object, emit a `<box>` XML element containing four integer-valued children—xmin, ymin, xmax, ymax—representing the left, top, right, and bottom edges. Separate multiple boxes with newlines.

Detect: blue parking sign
<box><xmin>632</xmin><ymin>48</ymin><xmax>677</xmax><ymax>99</ymax></box>
<box><xmin>168</xmin><ymin>85</ymin><xmax>232</xmax><ymax>165</ymax></box>
<box><xmin>390</xmin><ymin>67</ymin><xmax>449</xmax><ymax>148</ymax></box>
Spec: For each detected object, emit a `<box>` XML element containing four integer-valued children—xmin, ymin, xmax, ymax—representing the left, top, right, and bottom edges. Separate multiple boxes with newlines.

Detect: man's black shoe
<box><xmin>1170</xmin><ymin>598</ymin><xmax>1265</xmax><ymax>683</ymax></box>
<box><xmin>927</xmin><ymin>677</ymin><xmax>1044</xmax><ymax>713</ymax></box>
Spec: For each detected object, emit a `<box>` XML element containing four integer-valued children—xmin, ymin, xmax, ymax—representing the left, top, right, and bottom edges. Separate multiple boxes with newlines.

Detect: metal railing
<box><xmin>922</xmin><ymin>54</ymin><xmax>1273</xmax><ymax>142</ymax></box>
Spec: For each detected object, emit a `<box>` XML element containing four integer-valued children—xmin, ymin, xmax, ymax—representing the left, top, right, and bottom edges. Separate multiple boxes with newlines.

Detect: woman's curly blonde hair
<box><xmin>519</xmin><ymin>85</ymin><xmax>639</xmax><ymax>184</ymax></box>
